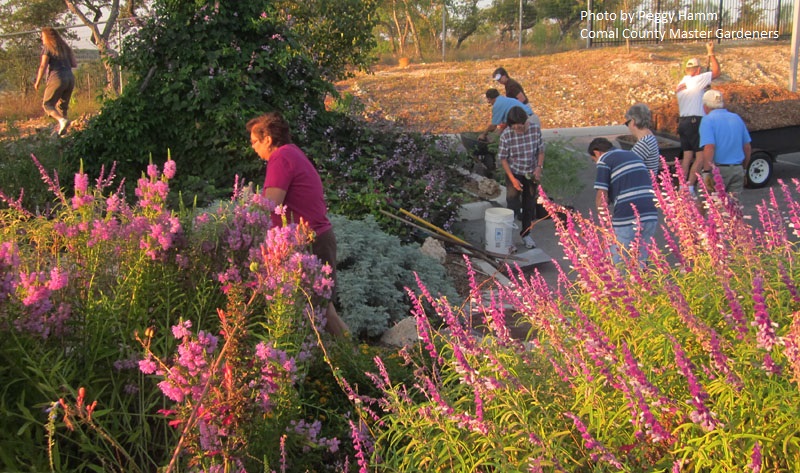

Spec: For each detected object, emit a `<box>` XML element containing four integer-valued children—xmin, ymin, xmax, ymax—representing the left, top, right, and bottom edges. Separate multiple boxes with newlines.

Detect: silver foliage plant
<box><xmin>330</xmin><ymin>214</ymin><xmax>459</xmax><ymax>338</ymax></box>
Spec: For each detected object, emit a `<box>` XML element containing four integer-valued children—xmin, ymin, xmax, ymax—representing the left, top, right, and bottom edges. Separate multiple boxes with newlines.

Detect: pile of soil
<box><xmin>651</xmin><ymin>84</ymin><xmax>800</xmax><ymax>134</ymax></box>
<box><xmin>336</xmin><ymin>42</ymin><xmax>797</xmax><ymax>133</ymax></box>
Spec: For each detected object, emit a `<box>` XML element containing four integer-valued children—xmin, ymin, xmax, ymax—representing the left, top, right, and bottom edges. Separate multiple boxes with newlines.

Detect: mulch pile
<box><xmin>652</xmin><ymin>84</ymin><xmax>800</xmax><ymax>134</ymax></box>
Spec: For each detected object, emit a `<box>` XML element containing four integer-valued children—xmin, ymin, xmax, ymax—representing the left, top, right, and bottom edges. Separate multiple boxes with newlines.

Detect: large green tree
<box><xmin>449</xmin><ymin>0</ymin><xmax>485</xmax><ymax>49</ymax></box>
<box><xmin>537</xmin><ymin>0</ymin><xmax>584</xmax><ymax>37</ymax></box>
<box><xmin>374</xmin><ymin>0</ymin><xmax>424</xmax><ymax>59</ymax></box>
<box><xmin>275</xmin><ymin>0</ymin><xmax>379</xmax><ymax>80</ymax></box>
<box><xmin>65</xmin><ymin>0</ymin><xmax>376</xmax><ymax>203</ymax></box>
<box><xmin>64</xmin><ymin>0</ymin><xmax>151</xmax><ymax>94</ymax></box>
<box><xmin>487</xmin><ymin>0</ymin><xmax>537</xmax><ymax>42</ymax></box>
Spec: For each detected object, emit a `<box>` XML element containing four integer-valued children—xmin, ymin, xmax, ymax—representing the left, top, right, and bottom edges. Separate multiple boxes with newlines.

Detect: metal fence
<box><xmin>583</xmin><ymin>0</ymin><xmax>793</xmax><ymax>46</ymax></box>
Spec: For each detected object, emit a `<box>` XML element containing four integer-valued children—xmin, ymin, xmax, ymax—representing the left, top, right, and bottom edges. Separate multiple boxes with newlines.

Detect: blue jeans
<box><xmin>611</xmin><ymin>220</ymin><xmax>657</xmax><ymax>265</ymax></box>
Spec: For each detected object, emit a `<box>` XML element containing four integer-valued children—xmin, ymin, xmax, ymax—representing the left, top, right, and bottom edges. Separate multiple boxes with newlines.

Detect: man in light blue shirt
<box><xmin>699</xmin><ymin>89</ymin><xmax>751</xmax><ymax>198</ymax></box>
<box><xmin>478</xmin><ymin>88</ymin><xmax>536</xmax><ymax>141</ymax></box>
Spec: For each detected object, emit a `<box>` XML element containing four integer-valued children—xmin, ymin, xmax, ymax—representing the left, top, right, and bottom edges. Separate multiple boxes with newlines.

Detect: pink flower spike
<box><xmin>146</xmin><ymin>164</ymin><xmax>159</xmax><ymax>179</ymax></box>
<box><xmin>163</xmin><ymin>160</ymin><xmax>177</xmax><ymax>180</ymax></box>
<box><xmin>171</xmin><ymin>320</ymin><xmax>192</xmax><ymax>339</ymax></box>
<box><xmin>74</xmin><ymin>172</ymin><xmax>89</xmax><ymax>193</ymax></box>
<box><xmin>750</xmin><ymin>441</ymin><xmax>762</xmax><ymax>473</ymax></box>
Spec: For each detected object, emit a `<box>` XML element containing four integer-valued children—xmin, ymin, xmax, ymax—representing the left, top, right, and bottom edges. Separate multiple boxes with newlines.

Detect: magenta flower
<box><xmin>139</xmin><ymin>356</ymin><xmax>158</xmax><ymax>374</ymax></box>
<box><xmin>18</xmin><ymin>271</ymin><xmax>50</xmax><ymax>307</ymax></box>
<box><xmin>46</xmin><ymin>267</ymin><xmax>68</xmax><ymax>291</ymax></box>
<box><xmin>752</xmin><ymin>275</ymin><xmax>778</xmax><ymax>351</ymax></box>
<box><xmin>171</xmin><ymin>320</ymin><xmax>192</xmax><ymax>339</ymax></box>
<box><xmin>146</xmin><ymin>164</ymin><xmax>159</xmax><ymax>179</ymax></box>
<box><xmin>672</xmin><ymin>337</ymin><xmax>723</xmax><ymax>431</ymax></box>
<box><xmin>349</xmin><ymin>420</ymin><xmax>371</xmax><ymax>473</ymax></box>
<box><xmin>762</xmin><ymin>353</ymin><xmax>782</xmax><ymax>376</ymax></box>
<box><xmin>564</xmin><ymin>412</ymin><xmax>624</xmax><ymax>469</ymax></box>
<box><xmin>750</xmin><ymin>441</ymin><xmax>762</xmax><ymax>472</ymax></box>
<box><xmin>783</xmin><ymin>312</ymin><xmax>800</xmax><ymax>383</ymax></box>
<box><xmin>74</xmin><ymin>172</ymin><xmax>89</xmax><ymax>193</ymax></box>
<box><xmin>163</xmin><ymin>159</ymin><xmax>176</xmax><ymax>179</ymax></box>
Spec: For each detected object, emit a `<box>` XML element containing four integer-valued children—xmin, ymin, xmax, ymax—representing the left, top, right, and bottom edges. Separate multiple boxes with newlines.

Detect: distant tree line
<box><xmin>376</xmin><ymin>0</ymin><xmax>584</xmax><ymax>57</ymax></box>
<box><xmin>1</xmin><ymin>0</ymin><xmax>592</xmax><ymax>94</ymax></box>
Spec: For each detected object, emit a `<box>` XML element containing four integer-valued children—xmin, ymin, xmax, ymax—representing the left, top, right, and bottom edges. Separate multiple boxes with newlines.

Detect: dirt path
<box><xmin>336</xmin><ymin>41</ymin><xmax>797</xmax><ymax>133</ymax></box>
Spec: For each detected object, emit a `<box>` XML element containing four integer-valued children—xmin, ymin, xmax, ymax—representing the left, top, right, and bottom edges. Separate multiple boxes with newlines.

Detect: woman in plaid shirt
<box><xmin>497</xmin><ymin>106</ymin><xmax>545</xmax><ymax>249</ymax></box>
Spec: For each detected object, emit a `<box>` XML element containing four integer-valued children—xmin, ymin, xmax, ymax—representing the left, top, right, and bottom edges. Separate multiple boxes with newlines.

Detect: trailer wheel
<box><xmin>746</xmin><ymin>152</ymin><xmax>773</xmax><ymax>189</ymax></box>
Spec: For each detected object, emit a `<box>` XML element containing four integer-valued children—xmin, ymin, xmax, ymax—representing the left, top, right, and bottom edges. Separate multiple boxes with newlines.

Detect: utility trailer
<box><xmin>617</xmin><ymin>125</ymin><xmax>800</xmax><ymax>188</ymax></box>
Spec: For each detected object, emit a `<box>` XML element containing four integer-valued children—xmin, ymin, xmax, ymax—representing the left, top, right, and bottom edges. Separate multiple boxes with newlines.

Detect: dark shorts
<box><xmin>311</xmin><ymin>227</ymin><xmax>337</xmax><ymax>299</ymax></box>
<box><xmin>678</xmin><ymin>116</ymin><xmax>702</xmax><ymax>153</ymax></box>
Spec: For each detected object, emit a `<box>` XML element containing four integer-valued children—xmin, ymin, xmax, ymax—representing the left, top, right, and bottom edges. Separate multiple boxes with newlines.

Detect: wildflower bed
<box><xmin>1</xmin><ymin>155</ymin><xmax>800</xmax><ymax>471</ymax></box>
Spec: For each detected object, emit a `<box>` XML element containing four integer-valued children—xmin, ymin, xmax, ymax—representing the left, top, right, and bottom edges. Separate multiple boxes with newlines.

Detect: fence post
<box><xmin>790</xmin><ymin>0</ymin><xmax>800</xmax><ymax>91</ymax></box>
<box><xmin>441</xmin><ymin>1</ymin><xmax>446</xmax><ymax>62</ymax></box>
<box><xmin>656</xmin><ymin>0</ymin><xmax>662</xmax><ymax>44</ymax></box>
<box><xmin>587</xmin><ymin>0</ymin><xmax>593</xmax><ymax>48</ymax></box>
<box><xmin>518</xmin><ymin>0</ymin><xmax>523</xmax><ymax>57</ymax></box>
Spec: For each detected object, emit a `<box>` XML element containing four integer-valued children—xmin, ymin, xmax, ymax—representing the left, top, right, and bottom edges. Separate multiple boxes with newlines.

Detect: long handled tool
<box><xmin>379</xmin><ymin>208</ymin><xmax>526</xmax><ymax>269</ymax></box>
<box><xmin>394</xmin><ymin>206</ymin><xmax>472</xmax><ymax>247</ymax></box>
<box><xmin>378</xmin><ymin>209</ymin><xmax>501</xmax><ymax>269</ymax></box>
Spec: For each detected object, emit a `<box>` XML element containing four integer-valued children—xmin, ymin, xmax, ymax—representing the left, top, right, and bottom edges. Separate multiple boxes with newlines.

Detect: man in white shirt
<box><xmin>675</xmin><ymin>41</ymin><xmax>720</xmax><ymax>193</ymax></box>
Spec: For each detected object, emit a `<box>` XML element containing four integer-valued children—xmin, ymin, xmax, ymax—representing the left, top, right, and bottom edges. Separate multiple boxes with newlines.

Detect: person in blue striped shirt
<box><xmin>589</xmin><ymin>138</ymin><xmax>659</xmax><ymax>265</ymax></box>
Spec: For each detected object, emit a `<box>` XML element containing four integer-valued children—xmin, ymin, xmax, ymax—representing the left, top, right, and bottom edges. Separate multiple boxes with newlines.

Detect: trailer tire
<box><xmin>746</xmin><ymin>152</ymin><xmax>772</xmax><ymax>189</ymax></box>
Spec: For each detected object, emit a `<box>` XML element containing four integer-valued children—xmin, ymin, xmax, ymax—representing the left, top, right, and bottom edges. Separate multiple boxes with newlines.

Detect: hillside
<box><xmin>335</xmin><ymin>41</ymin><xmax>798</xmax><ymax>134</ymax></box>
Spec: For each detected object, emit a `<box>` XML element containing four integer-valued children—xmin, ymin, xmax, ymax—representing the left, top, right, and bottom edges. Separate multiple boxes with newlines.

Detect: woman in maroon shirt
<box><xmin>247</xmin><ymin>112</ymin><xmax>348</xmax><ymax>337</ymax></box>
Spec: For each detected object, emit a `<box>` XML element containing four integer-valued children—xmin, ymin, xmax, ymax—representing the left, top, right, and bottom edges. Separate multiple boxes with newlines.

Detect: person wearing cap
<box><xmin>675</xmin><ymin>41</ymin><xmax>720</xmax><ymax>193</ymax></box>
<box><xmin>588</xmin><ymin>137</ymin><xmax>658</xmax><ymax>265</ymax></box>
<box><xmin>478</xmin><ymin>88</ymin><xmax>535</xmax><ymax>142</ymax></box>
<box><xmin>497</xmin><ymin>106</ymin><xmax>544</xmax><ymax>250</ymax></box>
<box><xmin>493</xmin><ymin>67</ymin><xmax>529</xmax><ymax>105</ymax></box>
<box><xmin>624</xmin><ymin>103</ymin><xmax>660</xmax><ymax>174</ymax></box>
<box><xmin>698</xmin><ymin>89</ymin><xmax>751</xmax><ymax>198</ymax></box>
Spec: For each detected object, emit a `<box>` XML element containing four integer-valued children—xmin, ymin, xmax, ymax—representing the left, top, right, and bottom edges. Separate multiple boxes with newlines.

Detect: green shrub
<box><xmin>64</xmin><ymin>1</ymin><xmax>334</xmax><ymax>205</ymax></box>
<box><xmin>538</xmin><ymin>138</ymin><xmax>587</xmax><ymax>205</ymax></box>
<box><xmin>313</xmin><ymin>114</ymin><xmax>469</xmax><ymax>234</ymax></box>
<box><xmin>0</xmin><ymin>132</ymin><xmax>69</xmax><ymax>210</ymax></box>
<box><xmin>486</xmin><ymin>136</ymin><xmax>587</xmax><ymax>205</ymax></box>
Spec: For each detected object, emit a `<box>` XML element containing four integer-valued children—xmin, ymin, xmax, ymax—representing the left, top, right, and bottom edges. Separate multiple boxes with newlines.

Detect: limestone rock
<box><xmin>380</xmin><ymin>317</ymin><xmax>418</xmax><ymax>348</ymax></box>
<box><xmin>420</xmin><ymin>237</ymin><xmax>447</xmax><ymax>264</ymax></box>
<box><xmin>477</xmin><ymin>178</ymin><xmax>501</xmax><ymax>198</ymax></box>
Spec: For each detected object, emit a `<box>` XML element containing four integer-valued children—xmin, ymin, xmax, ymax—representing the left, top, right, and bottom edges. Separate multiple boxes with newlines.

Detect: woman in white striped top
<box><xmin>624</xmin><ymin>103</ymin><xmax>660</xmax><ymax>174</ymax></box>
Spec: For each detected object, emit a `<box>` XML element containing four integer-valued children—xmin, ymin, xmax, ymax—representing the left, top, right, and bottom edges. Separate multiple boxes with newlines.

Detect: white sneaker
<box><xmin>522</xmin><ymin>234</ymin><xmax>536</xmax><ymax>249</ymax></box>
<box><xmin>57</xmin><ymin>118</ymin><xmax>70</xmax><ymax>136</ymax></box>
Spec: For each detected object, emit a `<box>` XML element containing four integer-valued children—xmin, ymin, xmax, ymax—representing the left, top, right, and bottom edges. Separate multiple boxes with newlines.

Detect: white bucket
<box><xmin>484</xmin><ymin>207</ymin><xmax>516</xmax><ymax>255</ymax></box>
